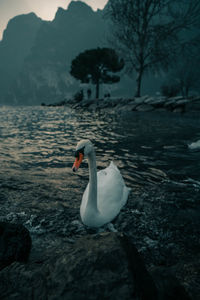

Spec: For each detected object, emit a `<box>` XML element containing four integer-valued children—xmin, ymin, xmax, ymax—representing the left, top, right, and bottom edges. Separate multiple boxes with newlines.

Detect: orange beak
<box><xmin>72</xmin><ymin>153</ymin><xmax>84</xmax><ymax>172</ymax></box>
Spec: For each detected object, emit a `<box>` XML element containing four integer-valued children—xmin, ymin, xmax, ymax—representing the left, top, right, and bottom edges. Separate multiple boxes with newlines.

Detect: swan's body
<box><xmin>73</xmin><ymin>140</ymin><xmax>131</xmax><ymax>228</ymax></box>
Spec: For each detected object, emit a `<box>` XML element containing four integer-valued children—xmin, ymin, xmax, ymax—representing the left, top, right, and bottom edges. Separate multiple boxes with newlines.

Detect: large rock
<box><xmin>0</xmin><ymin>232</ymin><xmax>157</xmax><ymax>300</ymax></box>
<box><xmin>136</xmin><ymin>104</ymin><xmax>154</xmax><ymax>112</ymax></box>
<box><xmin>119</xmin><ymin>103</ymin><xmax>139</xmax><ymax>111</ymax></box>
<box><xmin>0</xmin><ymin>222</ymin><xmax>31</xmax><ymax>271</ymax></box>
<box><xmin>134</xmin><ymin>97</ymin><xmax>147</xmax><ymax>105</ymax></box>
<box><xmin>0</xmin><ymin>231</ymin><xmax>192</xmax><ymax>300</ymax></box>
<box><xmin>45</xmin><ymin>232</ymin><xmax>158</xmax><ymax>300</ymax></box>
<box><xmin>146</xmin><ymin>97</ymin><xmax>166</xmax><ymax>107</ymax></box>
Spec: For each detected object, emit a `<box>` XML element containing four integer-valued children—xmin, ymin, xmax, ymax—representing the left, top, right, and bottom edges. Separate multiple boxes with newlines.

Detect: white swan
<box><xmin>188</xmin><ymin>139</ymin><xmax>200</xmax><ymax>150</ymax></box>
<box><xmin>72</xmin><ymin>139</ymin><xmax>131</xmax><ymax>227</ymax></box>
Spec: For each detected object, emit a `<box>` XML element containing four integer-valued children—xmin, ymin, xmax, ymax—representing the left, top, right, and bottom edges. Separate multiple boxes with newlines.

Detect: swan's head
<box><xmin>72</xmin><ymin>139</ymin><xmax>94</xmax><ymax>172</ymax></box>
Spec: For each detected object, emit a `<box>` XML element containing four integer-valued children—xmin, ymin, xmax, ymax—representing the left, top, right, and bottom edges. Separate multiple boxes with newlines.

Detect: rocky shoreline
<box><xmin>0</xmin><ymin>177</ymin><xmax>199</xmax><ymax>299</ymax></box>
<box><xmin>42</xmin><ymin>95</ymin><xmax>200</xmax><ymax>113</ymax></box>
<box><xmin>0</xmin><ymin>223</ymin><xmax>193</xmax><ymax>300</ymax></box>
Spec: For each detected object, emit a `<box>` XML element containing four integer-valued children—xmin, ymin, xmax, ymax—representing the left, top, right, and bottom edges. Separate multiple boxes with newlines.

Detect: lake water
<box><xmin>0</xmin><ymin>105</ymin><xmax>200</xmax><ymax>299</ymax></box>
<box><xmin>0</xmin><ymin>105</ymin><xmax>200</xmax><ymax>234</ymax></box>
<box><xmin>0</xmin><ymin>106</ymin><xmax>200</xmax><ymax>188</ymax></box>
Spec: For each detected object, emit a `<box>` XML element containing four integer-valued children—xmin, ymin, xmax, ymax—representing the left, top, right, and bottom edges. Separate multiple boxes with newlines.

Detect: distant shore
<box><xmin>41</xmin><ymin>95</ymin><xmax>200</xmax><ymax>113</ymax></box>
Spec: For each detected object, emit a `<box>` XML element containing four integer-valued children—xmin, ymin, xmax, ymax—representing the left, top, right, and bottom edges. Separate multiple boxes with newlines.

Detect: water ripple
<box><xmin>0</xmin><ymin>106</ymin><xmax>200</xmax><ymax>190</ymax></box>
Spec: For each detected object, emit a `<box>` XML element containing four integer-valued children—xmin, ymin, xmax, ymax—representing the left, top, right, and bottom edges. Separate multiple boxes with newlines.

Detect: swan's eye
<box><xmin>74</xmin><ymin>147</ymin><xmax>85</xmax><ymax>158</ymax></box>
<box><xmin>79</xmin><ymin>147</ymin><xmax>85</xmax><ymax>155</ymax></box>
<box><xmin>75</xmin><ymin>151</ymin><xmax>79</xmax><ymax>158</ymax></box>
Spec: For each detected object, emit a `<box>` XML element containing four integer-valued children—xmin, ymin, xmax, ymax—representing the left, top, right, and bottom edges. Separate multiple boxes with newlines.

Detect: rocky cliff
<box><xmin>0</xmin><ymin>1</ymin><xmax>110</xmax><ymax>105</ymax></box>
<box><xmin>0</xmin><ymin>13</ymin><xmax>43</xmax><ymax>104</ymax></box>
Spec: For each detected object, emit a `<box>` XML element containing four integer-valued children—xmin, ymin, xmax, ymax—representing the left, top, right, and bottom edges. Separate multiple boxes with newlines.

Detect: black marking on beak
<box><xmin>72</xmin><ymin>166</ymin><xmax>77</xmax><ymax>172</ymax></box>
<box><xmin>74</xmin><ymin>146</ymin><xmax>85</xmax><ymax>158</ymax></box>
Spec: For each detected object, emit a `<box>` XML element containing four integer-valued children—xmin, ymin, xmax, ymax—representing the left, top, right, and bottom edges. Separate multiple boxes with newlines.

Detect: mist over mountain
<box><xmin>0</xmin><ymin>1</ymin><xmax>111</xmax><ymax>104</ymax></box>
<box><xmin>0</xmin><ymin>1</ymin><xmax>160</xmax><ymax>105</ymax></box>
<box><xmin>0</xmin><ymin>13</ymin><xmax>43</xmax><ymax>103</ymax></box>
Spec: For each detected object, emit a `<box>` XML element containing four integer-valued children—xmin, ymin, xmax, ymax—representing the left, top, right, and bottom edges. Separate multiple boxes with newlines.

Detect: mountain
<box><xmin>0</xmin><ymin>1</ymin><xmax>112</xmax><ymax>104</ymax></box>
<box><xmin>0</xmin><ymin>1</ymin><xmax>163</xmax><ymax>105</ymax></box>
<box><xmin>0</xmin><ymin>13</ymin><xmax>43</xmax><ymax>104</ymax></box>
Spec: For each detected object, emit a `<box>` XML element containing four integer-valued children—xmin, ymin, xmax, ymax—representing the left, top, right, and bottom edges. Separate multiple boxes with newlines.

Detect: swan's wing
<box><xmin>80</xmin><ymin>161</ymin><xmax>131</xmax><ymax>225</ymax></box>
<box><xmin>80</xmin><ymin>183</ymin><xmax>89</xmax><ymax>217</ymax></box>
<box><xmin>97</xmin><ymin>163</ymin><xmax>128</xmax><ymax>215</ymax></box>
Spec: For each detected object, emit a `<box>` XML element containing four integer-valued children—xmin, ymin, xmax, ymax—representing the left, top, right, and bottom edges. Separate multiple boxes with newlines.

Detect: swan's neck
<box><xmin>87</xmin><ymin>150</ymin><xmax>98</xmax><ymax>212</ymax></box>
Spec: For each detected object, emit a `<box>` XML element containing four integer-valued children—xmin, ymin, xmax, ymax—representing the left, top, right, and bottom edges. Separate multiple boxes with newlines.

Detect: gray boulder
<box><xmin>0</xmin><ymin>232</ymin><xmax>157</xmax><ymax>300</ymax></box>
<box><xmin>45</xmin><ymin>232</ymin><xmax>158</xmax><ymax>300</ymax></box>
<box><xmin>136</xmin><ymin>104</ymin><xmax>154</xmax><ymax>112</ymax></box>
<box><xmin>0</xmin><ymin>232</ymin><xmax>191</xmax><ymax>300</ymax></box>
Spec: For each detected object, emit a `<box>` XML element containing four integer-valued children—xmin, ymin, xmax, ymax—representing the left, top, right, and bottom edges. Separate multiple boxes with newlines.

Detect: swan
<box><xmin>188</xmin><ymin>139</ymin><xmax>200</xmax><ymax>150</ymax></box>
<box><xmin>72</xmin><ymin>139</ymin><xmax>131</xmax><ymax>228</ymax></box>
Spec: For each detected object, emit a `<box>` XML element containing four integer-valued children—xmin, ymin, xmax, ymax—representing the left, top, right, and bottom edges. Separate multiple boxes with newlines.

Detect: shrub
<box><xmin>73</xmin><ymin>89</ymin><xmax>84</xmax><ymax>102</ymax></box>
<box><xmin>161</xmin><ymin>83</ymin><xmax>180</xmax><ymax>97</ymax></box>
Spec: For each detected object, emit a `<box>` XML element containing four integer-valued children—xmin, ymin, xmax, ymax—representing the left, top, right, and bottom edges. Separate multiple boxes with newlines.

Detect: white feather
<box><xmin>75</xmin><ymin>140</ymin><xmax>131</xmax><ymax>228</ymax></box>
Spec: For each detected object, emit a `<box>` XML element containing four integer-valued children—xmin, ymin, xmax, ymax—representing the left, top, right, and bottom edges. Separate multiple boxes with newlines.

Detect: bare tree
<box><xmin>177</xmin><ymin>62</ymin><xmax>200</xmax><ymax>97</ymax></box>
<box><xmin>107</xmin><ymin>0</ymin><xmax>200</xmax><ymax>97</ymax></box>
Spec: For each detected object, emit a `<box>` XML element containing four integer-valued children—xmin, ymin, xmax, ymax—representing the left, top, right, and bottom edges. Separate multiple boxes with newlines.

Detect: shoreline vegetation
<box><xmin>41</xmin><ymin>95</ymin><xmax>200</xmax><ymax>113</ymax></box>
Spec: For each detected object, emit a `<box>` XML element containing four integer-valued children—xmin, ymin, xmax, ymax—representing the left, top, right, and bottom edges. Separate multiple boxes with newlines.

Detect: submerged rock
<box><xmin>0</xmin><ymin>222</ymin><xmax>31</xmax><ymax>271</ymax></box>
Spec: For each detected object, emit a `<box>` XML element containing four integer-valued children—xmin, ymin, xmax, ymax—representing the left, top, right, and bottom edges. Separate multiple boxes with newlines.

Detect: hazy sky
<box><xmin>0</xmin><ymin>0</ymin><xmax>108</xmax><ymax>40</ymax></box>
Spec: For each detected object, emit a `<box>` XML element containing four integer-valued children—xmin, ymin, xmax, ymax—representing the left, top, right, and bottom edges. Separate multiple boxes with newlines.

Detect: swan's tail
<box><xmin>109</xmin><ymin>160</ymin><xmax>131</xmax><ymax>206</ymax></box>
<box><xmin>122</xmin><ymin>185</ymin><xmax>131</xmax><ymax>207</ymax></box>
<box><xmin>109</xmin><ymin>161</ymin><xmax>119</xmax><ymax>171</ymax></box>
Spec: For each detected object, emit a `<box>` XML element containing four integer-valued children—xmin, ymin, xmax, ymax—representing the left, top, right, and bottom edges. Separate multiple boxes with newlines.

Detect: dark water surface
<box><xmin>0</xmin><ymin>105</ymin><xmax>200</xmax><ymax>233</ymax></box>
<box><xmin>0</xmin><ymin>106</ymin><xmax>200</xmax><ymax>298</ymax></box>
<box><xmin>0</xmin><ymin>105</ymin><xmax>200</xmax><ymax>186</ymax></box>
